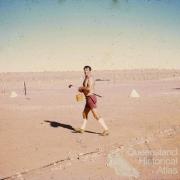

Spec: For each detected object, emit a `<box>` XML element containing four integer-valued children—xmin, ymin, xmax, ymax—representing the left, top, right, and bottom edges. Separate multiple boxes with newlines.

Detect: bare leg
<box><xmin>90</xmin><ymin>108</ymin><xmax>101</xmax><ymax>120</ymax></box>
<box><xmin>91</xmin><ymin>108</ymin><xmax>109</xmax><ymax>135</ymax></box>
<box><xmin>82</xmin><ymin>107</ymin><xmax>90</xmax><ymax>119</ymax></box>
<box><xmin>75</xmin><ymin>107</ymin><xmax>90</xmax><ymax>133</ymax></box>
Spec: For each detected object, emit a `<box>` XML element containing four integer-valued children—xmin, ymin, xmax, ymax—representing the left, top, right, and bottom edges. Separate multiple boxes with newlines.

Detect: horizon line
<box><xmin>0</xmin><ymin>68</ymin><xmax>180</xmax><ymax>73</ymax></box>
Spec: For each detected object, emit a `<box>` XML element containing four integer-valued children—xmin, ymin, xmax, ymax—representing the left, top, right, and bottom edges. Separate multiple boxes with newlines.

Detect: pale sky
<box><xmin>0</xmin><ymin>0</ymin><xmax>180</xmax><ymax>72</ymax></box>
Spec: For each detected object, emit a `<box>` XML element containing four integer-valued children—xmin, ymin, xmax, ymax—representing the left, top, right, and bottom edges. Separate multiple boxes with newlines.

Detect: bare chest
<box><xmin>83</xmin><ymin>78</ymin><xmax>89</xmax><ymax>87</ymax></box>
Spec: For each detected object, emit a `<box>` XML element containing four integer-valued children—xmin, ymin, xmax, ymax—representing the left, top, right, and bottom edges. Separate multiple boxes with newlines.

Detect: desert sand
<box><xmin>0</xmin><ymin>69</ymin><xmax>180</xmax><ymax>180</ymax></box>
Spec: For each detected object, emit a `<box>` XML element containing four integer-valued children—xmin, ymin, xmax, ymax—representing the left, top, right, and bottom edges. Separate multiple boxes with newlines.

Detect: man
<box><xmin>75</xmin><ymin>65</ymin><xmax>109</xmax><ymax>136</ymax></box>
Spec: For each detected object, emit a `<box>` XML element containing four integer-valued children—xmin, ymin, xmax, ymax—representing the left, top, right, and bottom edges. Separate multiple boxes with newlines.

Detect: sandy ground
<box><xmin>0</xmin><ymin>70</ymin><xmax>180</xmax><ymax>180</ymax></box>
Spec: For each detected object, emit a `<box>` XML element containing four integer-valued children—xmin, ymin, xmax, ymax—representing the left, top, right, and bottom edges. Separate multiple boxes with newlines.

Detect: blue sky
<box><xmin>0</xmin><ymin>0</ymin><xmax>180</xmax><ymax>72</ymax></box>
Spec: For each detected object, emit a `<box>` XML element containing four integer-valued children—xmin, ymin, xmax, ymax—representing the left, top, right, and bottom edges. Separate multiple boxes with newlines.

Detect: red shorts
<box><xmin>85</xmin><ymin>95</ymin><xmax>97</xmax><ymax>109</ymax></box>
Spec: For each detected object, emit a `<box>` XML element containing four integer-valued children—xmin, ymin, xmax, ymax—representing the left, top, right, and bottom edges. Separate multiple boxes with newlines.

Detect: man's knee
<box><xmin>82</xmin><ymin>111</ymin><xmax>88</xmax><ymax>119</ymax></box>
<box><xmin>93</xmin><ymin>112</ymin><xmax>101</xmax><ymax>120</ymax></box>
<box><xmin>82</xmin><ymin>111</ymin><xmax>86</xmax><ymax>118</ymax></box>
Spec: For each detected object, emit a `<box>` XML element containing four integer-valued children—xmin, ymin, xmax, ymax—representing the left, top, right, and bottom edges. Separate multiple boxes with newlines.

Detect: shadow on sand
<box><xmin>44</xmin><ymin>120</ymin><xmax>74</xmax><ymax>130</ymax></box>
<box><xmin>44</xmin><ymin>120</ymin><xmax>101</xmax><ymax>135</ymax></box>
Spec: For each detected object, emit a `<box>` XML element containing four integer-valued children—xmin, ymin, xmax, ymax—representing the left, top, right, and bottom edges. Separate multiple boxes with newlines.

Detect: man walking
<box><xmin>75</xmin><ymin>66</ymin><xmax>109</xmax><ymax>136</ymax></box>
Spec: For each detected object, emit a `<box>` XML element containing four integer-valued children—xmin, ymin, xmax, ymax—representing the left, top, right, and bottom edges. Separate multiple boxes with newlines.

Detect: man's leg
<box><xmin>80</xmin><ymin>107</ymin><xmax>90</xmax><ymax>130</ymax></box>
<box><xmin>75</xmin><ymin>107</ymin><xmax>90</xmax><ymax>133</ymax></box>
<box><xmin>91</xmin><ymin>108</ymin><xmax>109</xmax><ymax>135</ymax></box>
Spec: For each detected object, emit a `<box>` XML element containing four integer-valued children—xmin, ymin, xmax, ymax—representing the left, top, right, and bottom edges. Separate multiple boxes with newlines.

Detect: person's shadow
<box><xmin>44</xmin><ymin>120</ymin><xmax>74</xmax><ymax>130</ymax></box>
<box><xmin>44</xmin><ymin>120</ymin><xmax>101</xmax><ymax>135</ymax></box>
<box><xmin>174</xmin><ymin>88</ymin><xmax>180</xmax><ymax>90</ymax></box>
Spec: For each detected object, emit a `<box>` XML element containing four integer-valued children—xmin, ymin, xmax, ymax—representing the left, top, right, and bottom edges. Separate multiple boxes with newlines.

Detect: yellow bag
<box><xmin>76</xmin><ymin>93</ymin><xmax>84</xmax><ymax>102</ymax></box>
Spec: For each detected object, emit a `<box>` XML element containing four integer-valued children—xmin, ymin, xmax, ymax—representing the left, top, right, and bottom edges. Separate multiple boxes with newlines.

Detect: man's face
<box><xmin>84</xmin><ymin>68</ymin><xmax>91</xmax><ymax>77</ymax></box>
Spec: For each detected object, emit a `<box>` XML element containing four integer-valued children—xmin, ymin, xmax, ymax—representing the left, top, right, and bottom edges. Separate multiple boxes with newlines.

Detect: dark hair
<box><xmin>83</xmin><ymin>65</ymin><xmax>92</xmax><ymax>71</ymax></box>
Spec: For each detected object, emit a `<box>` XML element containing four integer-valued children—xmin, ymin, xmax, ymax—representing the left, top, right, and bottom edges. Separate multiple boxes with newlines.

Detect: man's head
<box><xmin>83</xmin><ymin>65</ymin><xmax>92</xmax><ymax>77</ymax></box>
